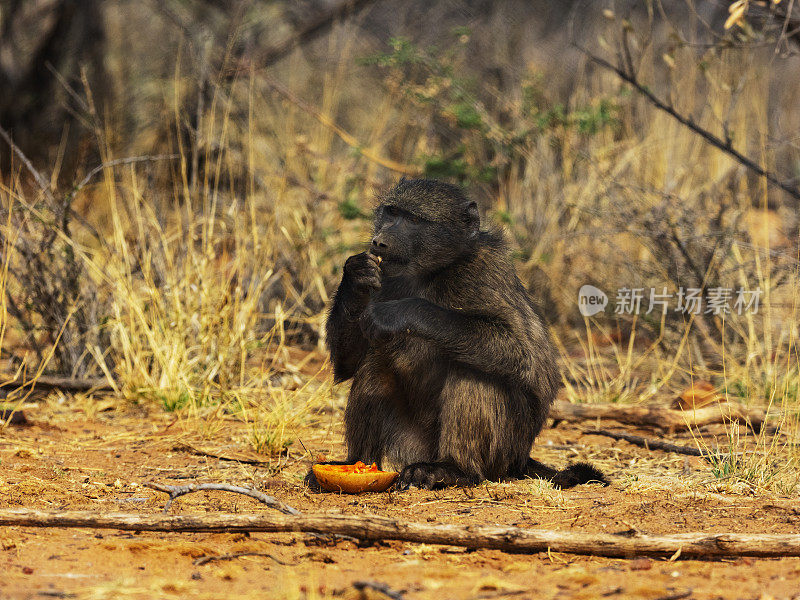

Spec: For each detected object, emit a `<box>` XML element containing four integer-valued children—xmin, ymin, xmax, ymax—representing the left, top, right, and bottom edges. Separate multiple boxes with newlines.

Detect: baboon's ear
<box><xmin>465</xmin><ymin>201</ymin><xmax>480</xmax><ymax>237</ymax></box>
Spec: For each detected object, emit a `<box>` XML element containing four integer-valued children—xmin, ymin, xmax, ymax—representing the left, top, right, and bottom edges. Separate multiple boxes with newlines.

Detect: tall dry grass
<box><xmin>0</xmin><ymin>19</ymin><xmax>798</xmax><ymax>489</ymax></box>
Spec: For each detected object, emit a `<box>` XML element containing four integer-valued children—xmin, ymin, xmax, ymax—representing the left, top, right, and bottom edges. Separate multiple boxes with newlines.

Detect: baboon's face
<box><xmin>370</xmin><ymin>204</ymin><xmax>426</xmax><ymax>276</ymax></box>
<box><xmin>370</xmin><ymin>201</ymin><xmax>479</xmax><ymax>277</ymax></box>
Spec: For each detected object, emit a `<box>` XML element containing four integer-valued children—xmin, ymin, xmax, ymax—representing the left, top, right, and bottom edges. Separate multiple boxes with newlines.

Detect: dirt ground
<box><xmin>1</xmin><ymin>396</ymin><xmax>799</xmax><ymax>600</ymax></box>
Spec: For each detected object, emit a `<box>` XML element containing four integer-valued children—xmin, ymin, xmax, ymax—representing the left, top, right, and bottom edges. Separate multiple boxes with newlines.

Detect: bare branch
<box><xmin>0</xmin><ymin>125</ymin><xmax>55</xmax><ymax>201</ymax></box>
<box><xmin>193</xmin><ymin>552</ymin><xmax>295</xmax><ymax>566</ymax></box>
<box><xmin>258</xmin><ymin>0</ymin><xmax>380</xmax><ymax>69</ymax></box>
<box><xmin>45</xmin><ymin>61</ymin><xmax>90</xmax><ymax>114</ymax></box>
<box><xmin>574</xmin><ymin>45</ymin><xmax>800</xmax><ymax>203</ymax></box>
<box><xmin>144</xmin><ymin>482</ymin><xmax>300</xmax><ymax>516</ymax></box>
<box><xmin>353</xmin><ymin>581</ymin><xmax>406</xmax><ymax>600</ymax></box>
<box><xmin>0</xmin><ymin>373</ymin><xmax>112</xmax><ymax>393</ymax></box>
<box><xmin>74</xmin><ymin>154</ymin><xmax>179</xmax><ymax>193</ymax></box>
<box><xmin>586</xmin><ymin>429</ymin><xmax>705</xmax><ymax>457</ymax></box>
<box><xmin>171</xmin><ymin>442</ymin><xmax>275</xmax><ymax>466</ymax></box>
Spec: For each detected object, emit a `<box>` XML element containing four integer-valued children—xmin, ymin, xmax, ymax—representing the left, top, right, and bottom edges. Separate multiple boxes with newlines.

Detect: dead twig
<box><xmin>472</xmin><ymin>591</ymin><xmax>527</xmax><ymax>600</ymax></box>
<box><xmin>74</xmin><ymin>154</ymin><xmax>179</xmax><ymax>193</ymax></box>
<box><xmin>0</xmin><ymin>374</ymin><xmax>112</xmax><ymax>393</ymax></box>
<box><xmin>171</xmin><ymin>442</ymin><xmax>274</xmax><ymax>466</ymax></box>
<box><xmin>144</xmin><ymin>482</ymin><xmax>300</xmax><ymax>516</ymax></box>
<box><xmin>352</xmin><ymin>581</ymin><xmax>406</xmax><ymax>600</ymax></box>
<box><xmin>193</xmin><ymin>552</ymin><xmax>294</xmax><ymax>566</ymax></box>
<box><xmin>587</xmin><ymin>429</ymin><xmax>705</xmax><ymax>457</ymax></box>
<box><xmin>5</xmin><ymin>509</ymin><xmax>800</xmax><ymax>558</ymax></box>
<box><xmin>653</xmin><ymin>591</ymin><xmax>692</xmax><ymax>600</ymax></box>
<box><xmin>0</xmin><ymin>125</ymin><xmax>56</xmax><ymax>202</ymax></box>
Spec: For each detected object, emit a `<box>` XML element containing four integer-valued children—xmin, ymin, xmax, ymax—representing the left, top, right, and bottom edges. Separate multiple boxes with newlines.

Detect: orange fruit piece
<box><xmin>312</xmin><ymin>462</ymin><xmax>398</xmax><ymax>493</ymax></box>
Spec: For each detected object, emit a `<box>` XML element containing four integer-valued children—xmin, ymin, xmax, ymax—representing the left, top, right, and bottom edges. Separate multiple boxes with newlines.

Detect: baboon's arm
<box><xmin>362</xmin><ymin>298</ymin><xmax>533</xmax><ymax>379</ymax></box>
<box><xmin>326</xmin><ymin>279</ymin><xmax>371</xmax><ymax>382</ymax></box>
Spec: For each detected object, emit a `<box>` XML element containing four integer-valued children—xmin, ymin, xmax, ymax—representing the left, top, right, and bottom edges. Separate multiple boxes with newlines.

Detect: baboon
<box><xmin>320</xmin><ymin>179</ymin><xmax>605</xmax><ymax>490</ymax></box>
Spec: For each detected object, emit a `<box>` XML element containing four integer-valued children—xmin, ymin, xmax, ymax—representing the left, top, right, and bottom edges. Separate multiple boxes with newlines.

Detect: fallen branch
<box><xmin>550</xmin><ymin>400</ymin><xmax>767</xmax><ymax>432</ymax></box>
<box><xmin>193</xmin><ymin>552</ymin><xmax>294</xmax><ymax>566</ymax></box>
<box><xmin>353</xmin><ymin>581</ymin><xmax>406</xmax><ymax>600</ymax></box>
<box><xmin>654</xmin><ymin>592</ymin><xmax>692</xmax><ymax>600</ymax></box>
<box><xmin>171</xmin><ymin>442</ymin><xmax>274</xmax><ymax>466</ymax></box>
<box><xmin>0</xmin><ymin>374</ymin><xmax>113</xmax><ymax>393</ymax></box>
<box><xmin>587</xmin><ymin>429</ymin><xmax>705</xmax><ymax>457</ymax></box>
<box><xmin>2</xmin><ymin>509</ymin><xmax>800</xmax><ymax>558</ymax></box>
<box><xmin>144</xmin><ymin>483</ymin><xmax>300</xmax><ymax>516</ymax></box>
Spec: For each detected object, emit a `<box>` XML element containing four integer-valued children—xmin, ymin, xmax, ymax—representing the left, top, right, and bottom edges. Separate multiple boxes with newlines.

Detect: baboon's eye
<box><xmin>384</xmin><ymin>205</ymin><xmax>400</xmax><ymax>218</ymax></box>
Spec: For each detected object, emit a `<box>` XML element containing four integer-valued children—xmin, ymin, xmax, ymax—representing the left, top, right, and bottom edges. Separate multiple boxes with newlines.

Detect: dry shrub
<box><xmin>1</xmin><ymin>4</ymin><xmax>799</xmax><ymax>486</ymax></box>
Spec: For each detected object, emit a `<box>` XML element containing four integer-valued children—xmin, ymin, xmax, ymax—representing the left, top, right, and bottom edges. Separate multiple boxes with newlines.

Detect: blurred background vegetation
<box><xmin>1</xmin><ymin>0</ymin><xmax>799</xmax><ymax>487</ymax></box>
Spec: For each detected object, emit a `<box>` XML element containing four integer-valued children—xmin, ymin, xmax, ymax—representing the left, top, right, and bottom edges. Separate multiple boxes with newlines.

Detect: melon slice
<box><xmin>312</xmin><ymin>461</ymin><xmax>398</xmax><ymax>493</ymax></box>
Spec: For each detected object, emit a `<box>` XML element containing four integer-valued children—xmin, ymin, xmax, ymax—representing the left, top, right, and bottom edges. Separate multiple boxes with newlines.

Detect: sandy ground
<box><xmin>1</xmin><ymin>398</ymin><xmax>799</xmax><ymax>600</ymax></box>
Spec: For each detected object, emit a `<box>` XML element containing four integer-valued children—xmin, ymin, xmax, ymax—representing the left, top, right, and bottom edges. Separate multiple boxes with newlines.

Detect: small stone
<box><xmin>629</xmin><ymin>558</ymin><xmax>652</xmax><ymax>571</ymax></box>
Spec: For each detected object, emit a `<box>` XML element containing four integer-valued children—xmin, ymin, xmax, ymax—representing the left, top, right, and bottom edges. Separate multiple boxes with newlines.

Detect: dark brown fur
<box><xmin>320</xmin><ymin>179</ymin><xmax>605</xmax><ymax>490</ymax></box>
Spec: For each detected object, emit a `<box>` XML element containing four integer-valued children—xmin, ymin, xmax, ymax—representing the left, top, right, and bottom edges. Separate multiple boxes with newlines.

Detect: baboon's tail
<box><xmin>524</xmin><ymin>458</ymin><xmax>608</xmax><ymax>489</ymax></box>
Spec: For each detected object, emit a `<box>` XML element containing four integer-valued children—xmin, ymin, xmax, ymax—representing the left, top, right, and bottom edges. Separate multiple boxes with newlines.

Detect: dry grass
<box><xmin>0</xmin><ymin>17</ymin><xmax>798</xmax><ymax>492</ymax></box>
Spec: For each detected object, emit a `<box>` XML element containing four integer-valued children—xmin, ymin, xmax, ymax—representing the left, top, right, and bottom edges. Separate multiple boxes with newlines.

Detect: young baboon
<box><xmin>321</xmin><ymin>178</ymin><xmax>605</xmax><ymax>489</ymax></box>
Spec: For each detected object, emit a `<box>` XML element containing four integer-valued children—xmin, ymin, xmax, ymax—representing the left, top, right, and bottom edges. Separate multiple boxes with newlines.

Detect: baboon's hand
<box><xmin>343</xmin><ymin>252</ymin><xmax>382</xmax><ymax>296</ymax></box>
